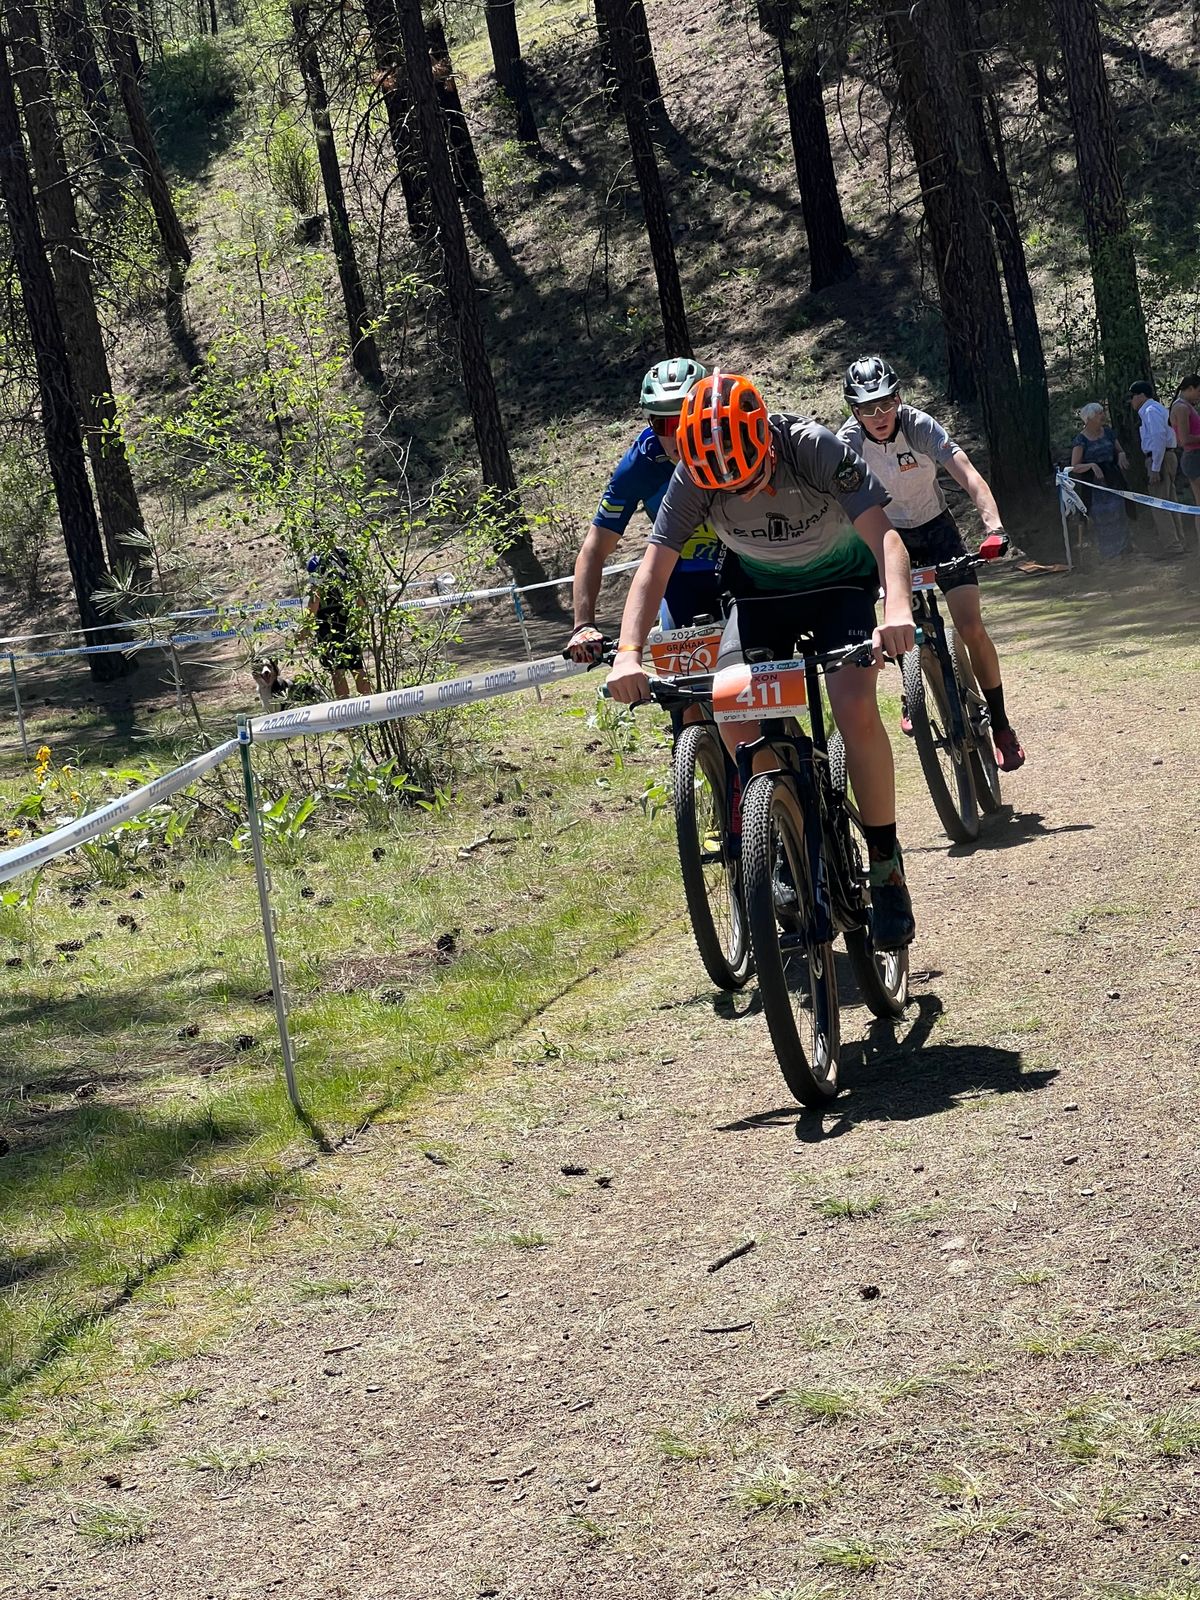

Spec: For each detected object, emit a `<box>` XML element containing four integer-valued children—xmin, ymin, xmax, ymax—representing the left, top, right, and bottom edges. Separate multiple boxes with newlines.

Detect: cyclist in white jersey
<box><xmin>837</xmin><ymin>356</ymin><xmax>1026</xmax><ymax>772</ymax></box>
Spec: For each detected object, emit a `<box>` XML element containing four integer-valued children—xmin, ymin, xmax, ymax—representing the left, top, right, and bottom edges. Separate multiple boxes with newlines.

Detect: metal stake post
<box><xmin>7</xmin><ymin>652</ymin><xmax>29</xmax><ymax>757</ymax></box>
<box><xmin>1058</xmin><ymin>485</ymin><xmax>1075</xmax><ymax>572</ymax></box>
<box><xmin>237</xmin><ymin>718</ymin><xmax>303</xmax><ymax>1118</ymax></box>
<box><xmin>510</xmin><ymin>584</ymin><xmax>542</xmax><ymax>702</ymax></box>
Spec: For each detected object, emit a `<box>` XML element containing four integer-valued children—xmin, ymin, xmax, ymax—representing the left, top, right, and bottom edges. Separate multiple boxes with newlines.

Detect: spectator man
<box><xmin>1128</xmin><ymin>381</ymin><xmax>1186</xmax><ymax>559</ymax></box>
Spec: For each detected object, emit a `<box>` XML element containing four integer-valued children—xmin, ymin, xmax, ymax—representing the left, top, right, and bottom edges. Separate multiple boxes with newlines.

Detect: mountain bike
<box><xmin>583</xmin><ymin>626</ymin><xmax>752</xmax><ymax>991</ymax></box>
<box><xmin>647</xmin><ymin>622</ymin><xmax>753</xmax><ymax>991</ymax></box>
<box><xmin>713</xmin><ymin>639</ymin><xmax>909</xmax><ymax>1106</ymax></box>
<box><xmin>902</xmin><ymin>555</ymin><xmax>1002</xmax><ymax>845</ymax></box>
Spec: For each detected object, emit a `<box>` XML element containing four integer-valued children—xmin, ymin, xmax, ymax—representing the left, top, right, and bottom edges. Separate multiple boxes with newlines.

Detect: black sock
<box><xmin>984</xmin><ymin>684</ymin><xmax>1010</xmax><ymax>733</ymax></box>
<box><xmin>864</xmin><ymin>822</ymin><xmax>898</xmax><ymax>862</ymax></box>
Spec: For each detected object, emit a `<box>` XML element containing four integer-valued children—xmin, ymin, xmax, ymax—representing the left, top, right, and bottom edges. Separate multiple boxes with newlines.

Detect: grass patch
<box><xmin>733</xmin><ymin>1461</ymin><xmax>823</xmax><ymax>1518</ymax></box>
<box><xmin>75</xmin><ymin>1501</ymin><xmax>151</xmax><ymax>1547</ymax></box>
<box><xmin>1142</xmin><ymin>1407</ymin><xmax>1200</xmax><ymax>1458</ymax></box>
<box><xmin>293</xmin><ymin>1278</ymin><xmax>356</xmax><ymax>1300</ymax></box>
<box><xmin>180</xmin><ymin>1440</ymin><xmax>285</xmax><ymax>1477</ymax></box>
<box><xmin>926</xmin><ymin>1504</ymin><xmax>1023</xmax><ymax>1548</ymax></box>
<box><xmin>782</xmin><ymin>1387</ymin><xmax>863</xmax><ymax>1427</ymax></box>
<box><xmin>652</xmin><ymin>1426</ymin><xmax>712</xmax><ymax>1463</ymax></box>
<box><xmin>811</xmin><ymin>1194</ymin><xmax>884</xmax><ymax>1221</ymax></box>
<box><xmin>807</xmin><ymin>1536</ymin><xmax>890</xmax><ymax>1572</ymax></box>
<box><xmin>0</xmin><ymin>680</ymin><xmax>681</xmax><ymax>1462</ymax></box>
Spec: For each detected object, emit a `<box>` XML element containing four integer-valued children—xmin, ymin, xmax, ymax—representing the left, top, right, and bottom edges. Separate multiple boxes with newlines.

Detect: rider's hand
<box><xmin>606</xmin><ymin>649</ymin><xmax>650</xmax><ymax>704</ymax></box>
<box><xmin>566</xmin><ymin>624</ymin><xmax>604</xmax><ymax>664</ymax></box>
<box><xmin>979</xmin><ymin>530</ymin><xmax>1009</xmax><ymax>560</ymax></box>
<box><xmin>874</xmin><ymin>613</ymin><xmax>915</xmax><ymax>663</ymax></box>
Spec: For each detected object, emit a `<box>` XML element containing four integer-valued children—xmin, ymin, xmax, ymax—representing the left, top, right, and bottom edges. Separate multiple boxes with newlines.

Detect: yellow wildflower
<box><xmin>6</xmin><ymin>828</ymin><xmax>20</xmax><ymax>841</ymax></box>
<box><xmin>35</xmin><ymin>745</ymin><xmax>50</xmax><ymax>764</ymax></box>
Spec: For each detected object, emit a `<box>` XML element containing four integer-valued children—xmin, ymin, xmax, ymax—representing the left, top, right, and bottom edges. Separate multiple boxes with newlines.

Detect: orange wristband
<box><xmin>615</xmin><ymin>643</ymin><xmax>643</xmax><ymax>654</ymax></box>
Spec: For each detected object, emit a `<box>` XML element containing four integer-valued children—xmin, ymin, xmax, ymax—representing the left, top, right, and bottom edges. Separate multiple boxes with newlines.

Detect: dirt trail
<box><xmin>10</xmin><ymin>565</ymin><xmax>1200</xmax><ymax>1599</ymax></box>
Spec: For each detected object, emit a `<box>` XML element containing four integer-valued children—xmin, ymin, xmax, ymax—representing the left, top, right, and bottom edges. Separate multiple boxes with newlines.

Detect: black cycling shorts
<box><xmin>899</xmin><ymin>511</ymin><xmax>977</xmax><ymax>593</ymax></box>
<box><xmin>715</xmin><ymin>582</ymin><xmax>877</xmax><ymax>672</ymax></box>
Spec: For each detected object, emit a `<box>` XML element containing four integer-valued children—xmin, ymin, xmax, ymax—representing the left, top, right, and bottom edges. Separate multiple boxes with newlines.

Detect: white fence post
<box><xmin>7</xmin><ymin>652</ymin><xmax>29</xmax><ymax>758</ymax></box>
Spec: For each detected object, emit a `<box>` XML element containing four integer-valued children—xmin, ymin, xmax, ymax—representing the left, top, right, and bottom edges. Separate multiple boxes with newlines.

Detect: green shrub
<box><xmin>268</xmin><ymin>121</ymin><xmax>320</xmax><ymax>216</ymax></box>
<box><xmin>0</xmin><ymin>442</ymin><xmax>53</xmax><ymax>603</ymax></box>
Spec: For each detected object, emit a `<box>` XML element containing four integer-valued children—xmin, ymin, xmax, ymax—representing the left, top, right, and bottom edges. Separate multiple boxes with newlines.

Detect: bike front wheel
<box><xmin>672</xmin><ymin>724</ymin><xmax>752</xmax><ymax>990</ymax></box>
<box><xmin>828</xmin><ymin>732</ymin><xmax>908</xmax><ymax>1020</ymax></box>
<box><xmin>741</xmin><ymin>773</ymin><xmax>840</xmax><ymax>1105</ymax></box>
<box><xmin>954</xmin><ymin>646</ymin><xmax>1003</xmax><ymax>816</ymax></box>
<box><xmin>903</xmin><ymin>645</ymin><xmax>979</xmax><ymax>845</ymax></box>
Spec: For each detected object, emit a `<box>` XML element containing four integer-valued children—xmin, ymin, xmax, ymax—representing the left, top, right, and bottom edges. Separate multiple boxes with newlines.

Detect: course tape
<box><xmin>0</xmin><ymin>598</ymin><xmax>305</xmax><ymax>649</ymax></box>
<box><xmin>13</xmin><ymin>617</ymin><xmax>297</xmax><ymax>663</ymax></box>
<box><xmin>0</xmin><ymin>739</ymin><xmax>238</xmax><ymax>887</ymax></box>
<box><xmin>1056</xmin><ymin>468</ymin><xmax>1200</xmax><ymax>517</ymax></box>
<box><xmin>249</xmin><ymin>653</ymin><xmax>585</xmax><ymax>741</ymax></box>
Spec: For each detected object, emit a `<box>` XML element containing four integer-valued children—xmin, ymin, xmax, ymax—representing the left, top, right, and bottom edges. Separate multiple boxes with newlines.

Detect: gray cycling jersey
<box><xmin>836</xmin><ymin>404</ymin><xmax>960</xmax><ymax>528</ymax></box>
<box><xmin>649</xmin><ymin>414</ymin><xmax>887</xmax><ymax>591</ymax></box>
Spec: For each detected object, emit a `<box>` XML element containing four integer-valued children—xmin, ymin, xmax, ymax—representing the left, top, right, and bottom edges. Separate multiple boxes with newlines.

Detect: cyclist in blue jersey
<box><xmin>566</xmin><ymin>358</ymin><xmax>720</xmax><ymax>664</ymax></box>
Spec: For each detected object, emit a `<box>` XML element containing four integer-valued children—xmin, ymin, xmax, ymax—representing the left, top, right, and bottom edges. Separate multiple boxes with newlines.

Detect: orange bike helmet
<box><xmin>677</xmin><ymin>371</ymin><xmax>771</xmax><ymax>490</ymax></box>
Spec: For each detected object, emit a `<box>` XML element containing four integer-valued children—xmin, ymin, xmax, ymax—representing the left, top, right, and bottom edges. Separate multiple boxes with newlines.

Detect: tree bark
<box><xmin>291</xmin><ymin>1</ymin><xmax>383</xmax><ymax>386</ymax></box>
<box><xmin>99</xmin><ymin>0</ymin><xmax>201</xmax><ymax>372</ymax></box>
<box><xmin>596</xmin><ymin>0</ymin><xmax>690</xmax><ymax>354</ymax></box>
<box><xmin>392</xmin><ymin>0</ymin><xmax>550</xmax><ymax>595</ymax></box>
<box><xmin>884</xmin><ymin>8</ymin><xmax>975</xmax><ymax>402</ymax></box>
<box><xmin>50</xmin><ymin>0</ymin><xmax>123</xmax><ymax>204</ymax></box>
<box><xmin>1049</xmin><ymin>0</ymin><xmax>1152</xmax><ymax>471</ymax></box>
<box><xmin>10</xmin><ymin>0</ymin><xmax>148</xmax><ymax>578</ymax></box>
<box><xmin>425</xmin><ymin>13</ymin><xmax>483</xmax><ymax>202</ymax></box>
<box><xmin>484</xmin><ymin>0</ymin><xmax>538</xmax><ymax>148</ymax></box>
<box><xmin>0</xmin><ymin>29</ymin><xmax>126</xmax><ymax>681</ymax></box>
<box><xmin>758</xmin><ymin>0</ymin><xmax>854</xmax><ymax>292</ymax></box>
<box><xmin>886</xmin><ymin>0</ymin><xmax>1040</xmax><ymax>516</ymax></box>
<box><xmin>361</xmin><ymin>0</ymin><xmax>432</xmax><ymax>241</ymax></box>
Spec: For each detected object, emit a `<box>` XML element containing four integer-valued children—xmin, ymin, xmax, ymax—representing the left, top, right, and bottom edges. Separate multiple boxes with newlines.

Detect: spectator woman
<box><xmin>1170</xmin><ymin>375</ymin><xmax>1200</xmax><ymax>515</ymax></box>
<box><xmin>1069</xmin><ymin>402</ymin><xmax>1131</xmax><ymax>561</ymax></box>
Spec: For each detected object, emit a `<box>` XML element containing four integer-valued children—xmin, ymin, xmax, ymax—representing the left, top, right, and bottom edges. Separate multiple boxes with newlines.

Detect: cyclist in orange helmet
<box><xmin>607</xmin><ymin>371</ymin><xmax>917</xmax><ymax>950</ymax></box>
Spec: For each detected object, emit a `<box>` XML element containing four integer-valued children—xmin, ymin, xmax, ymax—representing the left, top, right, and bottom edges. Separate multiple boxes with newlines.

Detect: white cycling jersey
<box><xmin>837</xmin><ymin>404</ymin><xmax>961</xmax><ymax>529</ymax></box>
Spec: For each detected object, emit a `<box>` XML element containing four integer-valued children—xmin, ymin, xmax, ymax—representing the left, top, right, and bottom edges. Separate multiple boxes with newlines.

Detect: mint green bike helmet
<box><xmin>640</xmin><ymin>357</ymin><xmax>708</xmax><ymax>416</ymax></box>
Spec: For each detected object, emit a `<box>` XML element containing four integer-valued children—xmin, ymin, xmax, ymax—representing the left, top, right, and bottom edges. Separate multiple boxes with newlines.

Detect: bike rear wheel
<box><xmin>828</xmin><ymin>733</ymin><xmax>908</xmax><ymax>1019</ymax></box>
<box><xmin>672</xmin><ymin>724</ymin><xmax>752</xmax><ymax>990</ymax></box>
<box><xmin>902</xmin><ymin>644</ymin><xmax>979</xmax><ymax>844</ymax></box>
<box><xmin>742</xmin><ymin>773</ymin><xmax>840</xmax><ymax>1105</ymax></box>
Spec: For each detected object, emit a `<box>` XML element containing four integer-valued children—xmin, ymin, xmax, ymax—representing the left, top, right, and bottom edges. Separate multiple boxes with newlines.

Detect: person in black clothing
<box><xmin>303</xmin><ymin>546</ymin><xmax>372</xmax><ymax>699</ymax></box>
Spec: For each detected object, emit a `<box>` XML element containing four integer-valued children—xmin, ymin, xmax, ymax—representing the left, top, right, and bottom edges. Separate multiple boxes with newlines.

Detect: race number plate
<box><xmin>647</xmin><ymin>624</ymin><xmax>723</xmax><ymax>677</ymax></box>
<box><xmin>911</xmin><ymin>566</ymin><xmax>938</xmax><ymax>591</ymax></box>
<box><xmin>713</xmin><ymin>661</ymin><xmax>807</xmax><ymax>723</ymax></box>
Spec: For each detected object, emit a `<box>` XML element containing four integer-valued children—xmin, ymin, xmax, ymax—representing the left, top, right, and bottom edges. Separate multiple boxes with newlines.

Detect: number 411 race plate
<box><xmin>713</xmin><ymin>661</ymin><xmax>808</xmax><ymax>723</ymax></box>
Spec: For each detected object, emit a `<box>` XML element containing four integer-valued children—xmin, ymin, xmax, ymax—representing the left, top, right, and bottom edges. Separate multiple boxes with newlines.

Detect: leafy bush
<box><xmin>268</xmin><ymin>121</ymin><xmax>320</xmax><ymax>216</ymax></box>
<box><xmin>0</xmin><ymin>444</ymin><xmax>52</xmax><ymax>603</ymax></box>
<box><xmin>147</xmin><ymin>38</ymin><xmax>240</xmax><ymax>146</ymax></box>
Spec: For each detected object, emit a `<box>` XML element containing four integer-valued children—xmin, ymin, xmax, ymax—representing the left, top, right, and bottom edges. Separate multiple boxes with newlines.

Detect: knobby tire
<box><xmin>671</xmin><ymin>724</ymin><xmax>751</xmax><ymax>990</ymax></box>
<box><xmin>902</xmin><ymin>644</ymin><xmax>978</xmax><ymax>845</ymax></box>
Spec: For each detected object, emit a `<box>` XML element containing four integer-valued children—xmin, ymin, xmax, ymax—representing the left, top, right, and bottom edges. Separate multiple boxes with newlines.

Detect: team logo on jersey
<box><xmin>897</xmin><ymin>451</ymin><xmax>918</xmax><ymax>472</ymax></box>
<box><xmin>834</xmin><ymin>459</ymin><xmax>864</xmax><ymax>492</ymax></box>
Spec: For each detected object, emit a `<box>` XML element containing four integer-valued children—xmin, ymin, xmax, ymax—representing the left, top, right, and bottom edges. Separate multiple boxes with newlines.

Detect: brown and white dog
<box><xmin>251</xmin><ymin>658</ymin><xmax>322</xmax><ymax>711</ymax></box>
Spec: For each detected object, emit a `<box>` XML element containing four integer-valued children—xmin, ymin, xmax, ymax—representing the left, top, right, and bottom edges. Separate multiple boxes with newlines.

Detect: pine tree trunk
<box><xmin>208</xmin><ymin>0</ymin><xmax>218</xmax><ymax>33</ymax></box>
<box><xmin>1049</xmin><ymin>0</ymin><xmax>1152</xmax><ymax>473</ymax></box>
<box><xmin>361</xmin><ymin>0</ymin><xmax>432</xmax><ymax>241</ymax></box>
<box><xmin>10</xmin><ymin>0</ymin><xmax>149</xmax><ymax>579</ymax></box>
<box><xmin>99</xmin><ymin>0</ymin><xmax>202</xmax><ymax>372</ymax></box>
<box><xmin>884</xmin><ymin>8</ymin><xmax>975</xmax><ymax>402</ymax></box>
<box><xmin>51</xmin><ymin>0</ymin><xmax>123</xmax><ymax>205</ymax></box>
<box><xmin>0</xmin><ymin>31</ymin><xmax>127</xmax><ymax>682</ymax></box>
<box><xmin>759</xmin><ymin>0</ymin><xmax>854</xmax><ymax>292</ymax></box>
<box><xmin>886</xmin><ymin>0</ymin><xmax>1038</xmax><ymax>517</ymax></box>
<box><xmin>291</xmin><ymin>2</ymin><xmax>383</xmax><ymax>386</ymax></box>
<box><xmin>952</xmin><ymin>2</ymin><xmax>1049</xmax><ymax>470</ymax></box>
<box><xmin>484</xmin><ymin>0</ymin><xmax>539</xmax><ymax>147</ymax></box>
<box><xmin>425</xmin><ymin>14</ymin><xmax>484</xmax><ymax>202</ymax></box>
<box><xmin>596</xmin><ymin>0</ymin><xmax>690</xmax><ymax>354</ymax></box>
<box><xmin>620</xmin><ymin>0</ymin><xmax>661</xmax><ymax>110</ymax></box>
<box><xmin>392</xmin><ymin>0</ymin><xmax>551</xmax><ymax>597</ymax></box>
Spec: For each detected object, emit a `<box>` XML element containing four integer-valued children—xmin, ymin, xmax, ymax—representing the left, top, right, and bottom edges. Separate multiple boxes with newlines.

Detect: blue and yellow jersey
<box><xmin>594</xmin><ymin>427</ymin><xmax>717</xmax><ymax>571</ymax></box>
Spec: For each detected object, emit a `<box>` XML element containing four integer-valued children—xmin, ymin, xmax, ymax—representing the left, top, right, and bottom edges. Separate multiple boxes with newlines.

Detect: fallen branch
<box><xmin>706</xmin><ymin>1238</ymin><xmax>756</xmax><ymax>1275</ymax></box>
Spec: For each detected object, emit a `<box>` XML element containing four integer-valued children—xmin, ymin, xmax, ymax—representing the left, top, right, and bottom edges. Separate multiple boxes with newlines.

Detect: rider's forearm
<box><xmin>952</xmin><ymin>456</ymin><xmax>1003</xmax><ymax>533</ymax></box>
<box><xmin>572</xmin><ymin>526</ymin><xmax>620</xmax><ymax>628</ymax></box>
<box><xmin>617</xmin><ymin>545</ymin><xmax>679</xmax><ymax>646</ymax></box>
<box><xmin>881</xmin><ymin>529</ymin><xmax>913</xmax><ymax>619</ymax></box>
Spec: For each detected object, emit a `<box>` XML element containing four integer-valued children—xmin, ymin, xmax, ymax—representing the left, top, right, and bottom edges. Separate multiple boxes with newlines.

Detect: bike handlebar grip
<box><xmin>913</xmin><ymin>625</ymin><xmax>924</xmax><ymax>647</ymax></box>
<box><xmin>979</xmin><ymin>532</ymin><xmax>1008</xmax><ymax>560</ymax></box>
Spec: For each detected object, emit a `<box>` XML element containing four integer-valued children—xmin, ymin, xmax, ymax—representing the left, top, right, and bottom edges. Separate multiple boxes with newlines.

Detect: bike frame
<box><xmin>912</xmin><ymin>587</ymin><xmax>970</xmax><ymax>746</ymax></box>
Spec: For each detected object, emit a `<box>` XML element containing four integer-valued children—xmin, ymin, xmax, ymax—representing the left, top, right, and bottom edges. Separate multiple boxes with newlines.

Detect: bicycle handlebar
<box><xmin>581</xmin><ymin>635</ymin><xmax>886</xmax><ymax>708</ymax></box>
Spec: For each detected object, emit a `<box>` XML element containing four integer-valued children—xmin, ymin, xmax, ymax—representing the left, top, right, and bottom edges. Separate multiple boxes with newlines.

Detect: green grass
<box><xmin>75</xmin><ymin>1501</ymin><xmax>152</xmax><ymax>1546</ymax></box>
<box><xmin>1142</xmin><ymin>1407</ymin><xmax>1200</xmax><ymax>1459</ymax></box>
<box><xmin>652</xmin><ymin>1427</ymin><xmax>712</xmax><ymax>1463</ymax></box>
<box><xmin>180</xmin><ymin>1440</ymin><xmax>285</xmax><ymax>1476</ymax></box>
<box><xmin>733</xmin><ymin>1461</ymin><xmax>823</xmax><ymax>1518</ymax></box>
<box><xmin>782</xmin><ymin>1387</ymin><xmax>863</xmax><ymax>1427</ymax></box>
<box><xmin>811</xmin><ymin>1194</ymin><xmax>885</xmax><ymax>1221</ymax></box>
<box><xmin>0</xmin><ymin>680</ymin><xmax>681</xmax><ymax>1480</ymax></box>
<box><xmin>807</xmin><ymin>1536</ymin><xmax>890</xmax><ymax>1572</ymax></box>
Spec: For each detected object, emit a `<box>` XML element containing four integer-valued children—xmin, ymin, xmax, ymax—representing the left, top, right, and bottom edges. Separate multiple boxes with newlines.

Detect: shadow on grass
<box><xmin>0</xmin><ymin>1168</ymin><xmax>295</xmax><ymax>1400</ymax></box>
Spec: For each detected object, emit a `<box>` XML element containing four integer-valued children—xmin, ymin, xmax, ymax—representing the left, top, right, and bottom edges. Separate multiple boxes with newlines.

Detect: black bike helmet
<box><xmin>844</xmin><ymin>355</ymin><xmax>900</xmax><ymax>407</ymax></box>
